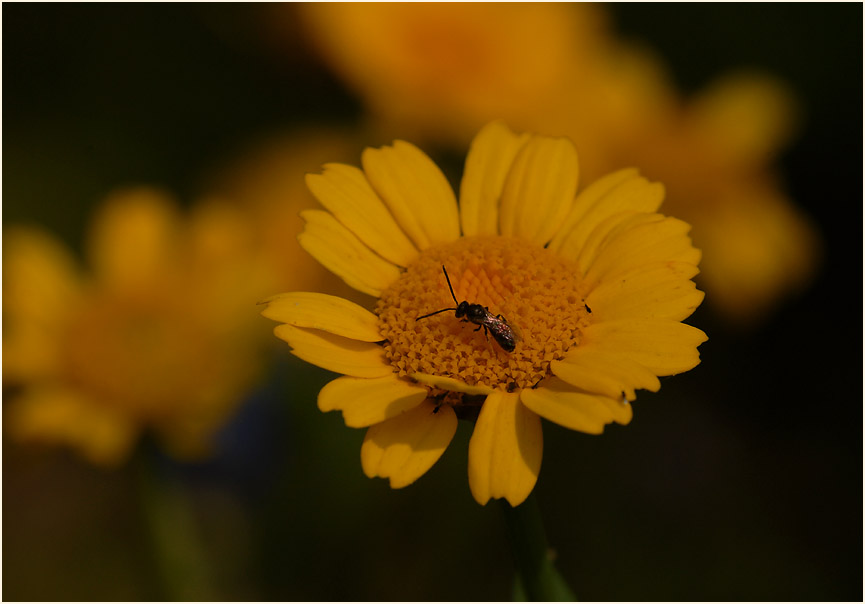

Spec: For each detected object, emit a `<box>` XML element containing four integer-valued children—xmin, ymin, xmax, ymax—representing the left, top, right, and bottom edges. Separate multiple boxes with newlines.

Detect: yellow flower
<box><xmin>4</xmin><ymin>188</ymin><xmax>275</xmax><ymax>466</ymax></box>
<box><xmin>295</xmin><ymin>2</ymin><xmax>609</xmax><ymax>145</ymax></box>
<box><xmin>261</xmin><ymin>122</ymin><xmax>707</xmax><ymax>506</ymax></box>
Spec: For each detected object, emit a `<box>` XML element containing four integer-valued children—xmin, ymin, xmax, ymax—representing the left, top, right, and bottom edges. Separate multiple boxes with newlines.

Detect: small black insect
<box><xmin>416</xmin><ymin>265</ymin><xmax>519</xmax><ymax>353</ymax></box>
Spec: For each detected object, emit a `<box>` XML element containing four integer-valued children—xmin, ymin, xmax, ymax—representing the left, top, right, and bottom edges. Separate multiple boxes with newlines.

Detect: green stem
<box><xmin>499</xmin><ymin>492</ymin><xmax>576</xmax><ymax>601</ymax></box>
<box><xmin>137</xmin><ymin>448</ymin><xmax>216</xmax><ymax>601</ymax></box>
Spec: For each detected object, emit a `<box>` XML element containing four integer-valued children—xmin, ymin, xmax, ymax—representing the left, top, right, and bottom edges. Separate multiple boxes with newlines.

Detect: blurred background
<box><xmin>3</xmin><ymin>3</ymin><xmax>861</xmax><ymax>601</ymax></box>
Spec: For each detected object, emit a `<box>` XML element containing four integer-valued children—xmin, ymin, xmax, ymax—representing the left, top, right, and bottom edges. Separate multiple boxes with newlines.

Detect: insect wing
<box><xmin>504</xmin><ymin>316</ymin><xmax>523</xmax><ymax>344</ymax></box>
<box><xmin>486</xmin><ymin>315</ymin><xmax>518</xmax><ymax>352</ymax></box>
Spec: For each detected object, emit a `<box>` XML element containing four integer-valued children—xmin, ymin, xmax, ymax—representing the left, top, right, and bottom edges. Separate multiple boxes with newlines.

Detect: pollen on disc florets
<box><xmin>376</xmin><ymin>236</ymin><xmax>592</xmax><ymax>392</ymax></box>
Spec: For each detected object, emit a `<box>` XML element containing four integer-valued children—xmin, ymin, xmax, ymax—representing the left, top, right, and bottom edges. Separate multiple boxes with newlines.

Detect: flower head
<box><xmin>295</xmin><ymin>3</ymin><xmax>608</xmax><ymax>145</ymax></box>
<box><xmin>262</xmin><ymin>122</ymin><xmax>707</xmax><ymax>506</ymax></box>
<box><xmin>4</xmin><ymin>188</ymin><xmax>275</xmax><ymax>465</ymax></box>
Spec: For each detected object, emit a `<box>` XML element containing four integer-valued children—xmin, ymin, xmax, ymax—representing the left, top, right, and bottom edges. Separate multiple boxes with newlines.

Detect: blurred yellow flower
<box><xmin>4</xmin><ymin>189</ymin><xmax>276</xmax><ymax>466</ymax></box>
<box><xmin>294</xmin><ymin>3</ymin><xmax>819</xmax><ymax>323</ymax></box>
<box><xmin>296</xmin><ymin>2</ymin><xmax>611</xmax><ymax>144</ymax></box>
<box><xmin>262</xmin><ymin>122</ymin><xmax>707</xmax><ymax>506</ymax></box>
<box><xmin>628</xmin><ymin>73</ymin><xmax>820</xmax><ymax>321</ymax></box>
<box><xmin>204</xmin><ymin>128</ymin><xmax>369</xmax><ymax>303</ymax></box>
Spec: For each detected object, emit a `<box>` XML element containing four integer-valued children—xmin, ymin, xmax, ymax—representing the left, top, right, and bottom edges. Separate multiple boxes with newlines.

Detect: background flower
<box><xmin>201</xmin><ymin>127</ymin><xmax>370</xmax><ymax>302</ymax></box>
<box><xmin>3</xmin><ymin>4</ymin><xmax>860</xmax><ymax>601</ymax></box>
<box><xmin>4</xmin><ymin>188</ymin><xmax>276</xmax><ymax>464</ymax></box>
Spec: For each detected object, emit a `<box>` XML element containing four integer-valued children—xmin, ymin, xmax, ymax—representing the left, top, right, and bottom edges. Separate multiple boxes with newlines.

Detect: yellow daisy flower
<box><xmin>4</xmin><ymin>188</ymin><xmax>275</xmax><ymax>466</ymax></box>
<box><xmin>261</xmin><ymin>122</ymin><xmax>707</xmax><ymax>506</ymax></box>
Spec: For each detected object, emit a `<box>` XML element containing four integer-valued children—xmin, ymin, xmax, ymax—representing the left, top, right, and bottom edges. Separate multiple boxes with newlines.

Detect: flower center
<box><xmin>376</xmin><ymin>236</ymin><xmax>592</xmax><ymax>393</ymax></box>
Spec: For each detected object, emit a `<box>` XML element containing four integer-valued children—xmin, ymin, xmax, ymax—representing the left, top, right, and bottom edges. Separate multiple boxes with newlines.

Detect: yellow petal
<box><xmin>576</xmin><ymin>212</ymin><xmax>678</xmax><ymax>284</ymax></box>
<box><xmin>86</xmin><ymin>188</ymin><xmax>181</xmax><ymax>291</ymax></box>
<box><xmin>547</xmin><ymin>168</ymin><xmax>638</xmax><ymax>252</ymax></box>
<box><xmin>580</xmin><ymin>319</ymin><xmax>708</xmax><ymax>376</ymax></box>
<box><xmin>260</xmin><ymin>292</ymin><xmax>382</xmax><ymax>342</ymax></box>
<box><xmin>689</xmin><ymin>72</ymin><xmax>798</xmax><ymax>169</ymax></box>
<box><xmin>361</xmin><ymin>399</ymin><xmax>457</xmax><ymax>488</ymax></box>
<box><xmin>597</xmin><ymin>391</ymin><xmax>634</xmax><ymax>425</ymax></box>
<box><xmin>410</xmin><ymin>372</ymin><xmax>494</xmax><ymax>396</ymax></box>
<box><xmin>551</xmin><ymin>348</ymin><xmax>660</xmax><ymax>401</ymax></box>
<box><xmin>318</xmin><ymin>374</ymin><xmax>429</xmax><ymax>428</ymax></box>
<box><xmin>459</xmin><ymin>121</ymin><xmax>530</xmax><ymax>237</ymax></box>
<box><xmin>586</xmin><ymin>261</ymin><xmax>705</xmax><ymax>322</ymax></box>
<box><xmin>3</xmin><ymin>226</ymin><xmax>82</xmax><ymax>320</ymax></box>
<box><xmin>306</xmin><ymin>163</ymin><xmax>419</xmax><ymax>267</ymax></box>
<box><xmin>551</xmin><ymin>170</ymin><xmax>664</xmax><ymax>263</ymax></box>
<box><xmin>695</xmin><ymin>183</ymin><xmax>819</xmax><ymax>322</ymax></box>
<box><xmin>568</xmin><ymin>210</ymin><xmax>656</xmax><ymax>275</ymax></box>
<box><xmin>5</xmin><ymin>386</ymin><xmax>137</xmax><ymax>467</ymax></box>
<box><xmin>584</xmin><ymin>215</ymin><xmax>702</xmax><ymax>290</ymax></box>
<box><xmin>273</xmin><ymin>324</ymin><xmax>393</xmax><ymax>378</ymax></box>
<box><xmin>498</xmin><ymin>135</ymin><xmax>579</xmax><ymax>246</ymax></box>
<box><xmin>520</xmin><ymin>378</ymin><xmax>631</xmax><ymax>434</ymax></box>
<box><xmin>468</xmin><ymin>391</ymin><xmax>542</xmax><ymax>506</ymax></box>
<box><xmin>298</xmin><ymin>209</ymin><xmax>401</xmax><ymax>297</ymax></box>
<box><xmin>3</xmin><ymin>228</ymin><xmax>82</xmax><ymax>382</ymax></box>
<box><xmin>361</xmin><ymin>140</ymin><xmax>460</xmax><ymax>249</ymax></box>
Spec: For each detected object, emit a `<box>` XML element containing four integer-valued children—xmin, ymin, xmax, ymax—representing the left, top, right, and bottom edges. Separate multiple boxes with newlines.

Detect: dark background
<box><xmin>3</xmin><ymin>4</ymin><xmax>862</xmax><ymax>601</ymax></box>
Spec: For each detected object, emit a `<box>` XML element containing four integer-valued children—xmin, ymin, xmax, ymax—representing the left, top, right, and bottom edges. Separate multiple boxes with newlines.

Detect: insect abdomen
<box><xmin>487</xmin><ymin>320</ymin><xmax>517</xmax><ymax>352</ymax></box>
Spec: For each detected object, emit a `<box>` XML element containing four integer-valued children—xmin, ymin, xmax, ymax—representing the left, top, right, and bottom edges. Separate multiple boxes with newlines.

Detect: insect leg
<box><xmin>481</xmin><ymin>324</ymin><xmax>494</xmax><ymax>352</ymax></box>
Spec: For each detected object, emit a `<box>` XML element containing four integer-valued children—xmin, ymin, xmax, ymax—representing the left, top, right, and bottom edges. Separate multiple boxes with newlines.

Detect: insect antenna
<box><xmin>416</xmin><ymin>265</ymin><xmax>460</xmax><ymax>321</ymax></box>
<box><xmin>440</xmin><ymin>265</ymin><xmax>459</xmax><ymax>305</ymax></box>
<box><xmin>415</xmin><ymin>306</ymin><xmax>457</xmax><ymax>321</ymax></box>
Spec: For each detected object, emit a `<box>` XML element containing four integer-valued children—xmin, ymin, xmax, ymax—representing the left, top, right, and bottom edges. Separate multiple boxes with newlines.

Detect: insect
<box><xmin>416</xmin><ymin>265</ymin><xmax>519</xmax><ymax>353</ymax></box>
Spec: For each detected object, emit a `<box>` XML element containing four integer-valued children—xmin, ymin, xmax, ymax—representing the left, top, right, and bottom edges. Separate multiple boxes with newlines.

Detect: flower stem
<box><xmin>499</xmin><ymin>493</ymin><xmax>576</xmax><ymax>601</ymax></box>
